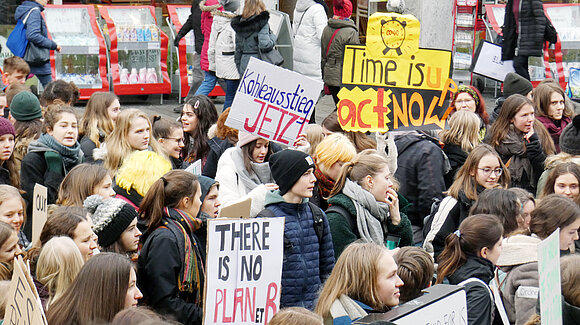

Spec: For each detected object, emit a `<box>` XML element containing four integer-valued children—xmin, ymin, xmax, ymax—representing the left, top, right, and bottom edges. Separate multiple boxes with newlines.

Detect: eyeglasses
<box><xmin>162</xmin><ymin>137</ymin><xmax>185</xmax><ymax>144</ymax></box>
<box><xmin>478</xmin><ymin>168</ymin><xmax>503</xmax><ymax>177</ymax></box>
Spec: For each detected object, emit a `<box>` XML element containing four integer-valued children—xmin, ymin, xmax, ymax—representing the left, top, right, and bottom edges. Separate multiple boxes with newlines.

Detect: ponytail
<box><xmin>139</xmin><ymin>170</ymin><xmax>200</xmax><ymax>232</ymax></box>
<box><xmin>436</xmin><ymin>214</ymin><xmax>503</xmax><ymax>283</ymax></box>
<box><xmin>329</xmin><ymin>162</ymin><xmax>355</xmax><ymax>197</ymax></box>
<box><xmin>328</xmin><ymin>149</ymin><xmax>389</xmax><ymax>197</ymax></box>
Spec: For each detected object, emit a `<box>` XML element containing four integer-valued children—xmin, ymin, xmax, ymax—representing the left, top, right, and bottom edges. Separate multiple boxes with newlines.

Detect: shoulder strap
<box><xmin>256</xmin><ymin>207</ymin><xmax>276</xmax><ymax>219</ymax></box>
<box><xmin>458</xmin><ymin>277</ymin><xmax>494</xmax><ymax>301</ymax></box>
<box><xmin>326</xmin><ymin>203</ymin><xmax>355</xmax><ymax>233</ymax></box>
<box><xmin>308</xmin><ymin>202</ymin><xmax>325</xmax><ymax>245</ymax></box>
<box><xmin>325</xmin><ymin>28</ymin><xmax>341</xmax><ymax>56</ymax></box>
<box><xmin>23</xmin><ymin>7</ymin><xmax>39</xmax><ymax>26</ymax></box>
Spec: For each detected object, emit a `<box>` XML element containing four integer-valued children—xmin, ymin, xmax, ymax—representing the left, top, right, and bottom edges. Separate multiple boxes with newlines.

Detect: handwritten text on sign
<box><xmin>4</xmin><ymin>256</ymin><xmax>48</xmax><ymax>325</ymax></box>
<box><xmin>204</xmin><ymin>218</ymin><xmax>285</xmax><ymax>325</ymax></box>
<box><xmin>226</xmin><ymin>57</ymin><xmax>323</xmax><ymax>145</ymax></box>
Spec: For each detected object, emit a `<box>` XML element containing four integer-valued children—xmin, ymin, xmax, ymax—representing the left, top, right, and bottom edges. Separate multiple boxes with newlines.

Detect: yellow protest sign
<box><xmin>338</xmin><ymin>12</ymin><xmax>457</xmax><ymax>132</ymax></box>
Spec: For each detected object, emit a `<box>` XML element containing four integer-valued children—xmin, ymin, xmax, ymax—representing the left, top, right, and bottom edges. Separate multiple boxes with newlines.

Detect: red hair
<box><xmin>450</xmin><ymin>85</ymin><xmax>489</xmax><ymax>125</ymax></box>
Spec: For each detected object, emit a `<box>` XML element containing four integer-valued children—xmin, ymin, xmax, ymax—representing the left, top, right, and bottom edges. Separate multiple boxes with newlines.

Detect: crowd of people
<box><xmin>1</xmin><ymin>0</ymin><xmax>580</xmax><ymax>324</ymax></box>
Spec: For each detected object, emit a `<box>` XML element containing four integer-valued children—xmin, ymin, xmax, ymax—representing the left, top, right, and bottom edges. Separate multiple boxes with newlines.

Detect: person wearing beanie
<box><xmin>0</xmin><ymin>117</ymin><xmax>18</xmax><ymax>187</ymax></box>
<box><xmin>490</xmin><ymin>72</ymin><xmax>534</xmax><ymax>124</ymax></box>
<box><xmin>6</xmin><ymin>91</ymin><xmax>43</xmax><ymax>173</ymax></box>
<box><xmin>84</xmin><ymin>195</ymin><xmax>142</xmax><ymax>258</ymax></box>
<box><xmin>260</xmin><ymin>149</ymin><xmax>335</xmax><ymax>310</ymax></box>
<box><xmin>215</xmin><ymin>133</ymin><xmax>279</xmax><ymax>217</ymax></box>
<box><xmin>321</xmin><ymin>0</ymin><xmax>358</xmax><ymax>105</ymax></box>
<box><xmin>194</xmin><ymin>175</ymin><xmax>221</xmax><ymax>256</ymax></box>
<box><xmin>9</xmin><ymin>91</ymin><xmax>43</xmax><ymax>122</ymax></box>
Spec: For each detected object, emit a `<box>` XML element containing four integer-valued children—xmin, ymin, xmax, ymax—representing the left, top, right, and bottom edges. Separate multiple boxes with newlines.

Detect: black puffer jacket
<box><xmin>447</xmin><ymin>256</ymin><xmax>495</xmax><ymax>325</ymax></box>
<box><xmin>394</xmin><ymin>132</ymin><xmax>447</xmax><ymax>228</ymax></box>
<box><xmin>174</xmin><ymin>0</ymin><xmax>204</xmax><ymax>54</ymax></box>
<box><xmin>502</xmin><ymin>0</ymin><xmax>548</xmax><ymax>60</ymax></box>
<box><xmin>202</xmin><ymin>137</ymin><xmax>234</xmax><ymax>179</ymax></box>
<box><xmin>442</xmin><ymin>142</ymin><xmax>468</xmax><ymax>189</ymax></box>
<box><xmin>231</xmin><ymin>11</ymin><xmax>275</xmax><ymax>75</ymax></box>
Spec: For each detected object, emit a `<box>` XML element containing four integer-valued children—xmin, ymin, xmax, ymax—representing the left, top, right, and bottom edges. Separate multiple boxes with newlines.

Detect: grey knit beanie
<box><xmin>559</xmin><ymin>115</ymin><xmax>580</xmax><ymax>155</ymax></box>
<box><xmin>84</xmin><ymin>195</ymin><xmax>138</xmax><ymax>247</ymax></box>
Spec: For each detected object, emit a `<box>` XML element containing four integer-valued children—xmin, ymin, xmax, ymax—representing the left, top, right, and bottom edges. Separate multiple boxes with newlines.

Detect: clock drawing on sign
<box><xmin>381</xmin><ymin>16</ymin><xmax>407</xmax><ymax>56</ymax></box>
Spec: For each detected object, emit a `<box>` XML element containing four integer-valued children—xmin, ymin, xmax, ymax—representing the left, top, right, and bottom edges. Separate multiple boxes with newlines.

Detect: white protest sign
<box><xmin>226</xmin><ymin>57</ymin><xmax>323</xmax><ymax>145</ymax></box>
<box><xmin>32</xmin><ymin>183</ymin><xmax>48</xmax><ymax>244</ymax></box>
<box><xmin>538</xmin><ymin>229</ymin><xmax>562</xmax><ymax>325</ymax></box>
<box><xmin>3</xmin><ymin>256</ymin><xmax>48</xmax><ymax>324</ymax></box>
<box><xmin>204</xmin><ymin>217</ymin><xmax>285</xmax><ymax>325</ymax></box>
<box><xmin>472</xmin><ymin>40</ymin><xmax>515</xmax><ymax>82</ymax></box>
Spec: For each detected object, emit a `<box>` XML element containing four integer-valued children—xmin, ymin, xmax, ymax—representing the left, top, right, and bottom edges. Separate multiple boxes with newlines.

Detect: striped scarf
<box><xmin>163</xmin><ymin>207</ymin><xmax>204</xmax><ymax>301</ymax></box>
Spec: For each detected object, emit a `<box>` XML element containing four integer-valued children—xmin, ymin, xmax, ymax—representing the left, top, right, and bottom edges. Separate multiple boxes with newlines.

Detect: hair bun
<box><xmin>573</xmin><ymin>114</ymin><xmax>580</xmax><ymax>129</ymax></box>
<box><xmin>83</xmin><ymin>194</ymin><xmax>104</xmax><ymax>214</ymax></box>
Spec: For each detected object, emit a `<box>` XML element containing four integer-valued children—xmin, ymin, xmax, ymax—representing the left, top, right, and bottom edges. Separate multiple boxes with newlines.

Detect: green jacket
<box><xmin>326</xmin><ymin>193</ymin><xmax>414</xmax><ymax>258</ymax></box>
<box><xmin>321</xmin><ymin>18</ymin><xmax>359</xmax><ymax>87</ymax></box>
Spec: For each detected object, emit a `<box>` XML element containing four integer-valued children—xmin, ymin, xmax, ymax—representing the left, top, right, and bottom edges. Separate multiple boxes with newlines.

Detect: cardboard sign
<box><xmin>32</xmin><ymin>183</ymin><xmax>48</xmax><ymax>244</ymax></box>
<box><xmin>339</xmin><ymin>13</ymin><xmax>456</xmax><ymax>132</ymax></box>
<box><xmin>225</xmin><ymin>57</ymin><xmax>323</xmax><ymax>145</ymax></box>
<box><xmin>219</xmin><ymin>198</ymin><xmax>252</xmax><ymax>219</ymax></box>
<box><xmin>471</xmin><ymin>40</ymin><xmax>515</xmax><ymax>82</ymax></box>
<box><xmin>204</xmin><ymin>218</ymin><xmax>285</xmax><ymax>325</ymax></box>
<box><xmin>185</xmin><ymin>159</ymin><xmax>203</xmax><ymax>175</ymax></box>
<box><xmin>537</xmin><ymin>229</ymin><xmax>562</xmax><ymax>325</ymax></box>
<box><xmin>3</xmin><ymin>256</ymin><xmax>48</xmax><ymax>324</ymax></box>
<box><xmin>354</xmin><ymin>284</ymin><xmax>467</xmax><ymax>324</ymax></box>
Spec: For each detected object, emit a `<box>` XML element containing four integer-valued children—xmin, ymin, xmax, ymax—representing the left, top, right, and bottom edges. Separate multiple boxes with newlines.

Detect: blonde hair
<box><xmin>80</xmin><ymin>92</ymin><xmax>118</xmax><ymax>148</ymax></box>
<box><xmin>270</xmin><ymin>307</ymin><xmax>323</xmax><ymax>325</ymax></box>
<box><xmin>315</xmin><ymin>243</ymin><xmax>390</xmax><ymax>317</ymax></box>
<box><xmin>57</xmin><ymin>164</ymin><xmax>111</xmax><ymax>206</ymax></box>
<box><xmin>0</xmin><ymin>185</ymin><xmax>26</xmax><ymax>226</ymax></box>
<box><xmin>329</xmin><ymin>149</ymin><xmax>388</xmax><ymax>197</ymax></box>
<box><xmin>242</xmin><ymin>0</ymin><xmax>266</xmax><ymax>18</ymax></box>
<box><xmin>115</xmin><ymin>151</ymin><xmax>172</xmax><ymax>197</ymax></box>
<box><xmin>36</xmin><ymin>236</ymin><xmax>84</xmax><ymax>307</ymax></box>
<box><xmin>440</xmin><ymin>111</ymin><xmax>481</xmax><ymax>152</ymax></box>
<box><xmin>447</xmin><ymin>144</ymin><xmax>510</xmax><ymax>201</ymax></box>
<box><xmin>315</xmin><ymin>133</ymin><xmax>357</xmax><ymax>174</ymax></box>
<box><xmin>305</xmin><ymin>124</ymin><xmax>324</xmax><ymax>157</ymax></box>
<box><xmin>104</xmin><ymin>109</ymin><xmax>163</xmax><ymax>171</ymax></box>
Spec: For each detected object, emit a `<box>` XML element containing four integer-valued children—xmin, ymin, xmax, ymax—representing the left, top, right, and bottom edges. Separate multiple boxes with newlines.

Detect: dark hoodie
<box><xmin>14</xmin><ymin>1</ymin><xmax>58</xmax><ymax>75</ymax></box>
<box><xmin>230</xmin><ymin>11</ymin><xmax>275</xmax><ymax>75</ymax></box>
<box><xmin>194</xmin><ymin>175</ymin><xmax>219</xmax><ymax>255</ymax></box>
<box><xmin>447</xmin><ymin>256</ymin><xmax>495</xmax><ymax>325</ymax></box>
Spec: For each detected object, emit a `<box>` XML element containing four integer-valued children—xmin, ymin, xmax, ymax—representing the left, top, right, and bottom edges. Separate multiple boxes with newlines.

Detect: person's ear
<box><xmin>479</xmin><ymin>246</ymin><xmax>489</xmax><ymax>259</ymax></box>
<box><xmin>178</xmin><ymin>196</ymin><xmax>190</xmax><ymax>210</ymax></box>
<box><xmin>362</xmin><ymin>175</ymin><xmax>373</xmax><ymax>190</ymax></box>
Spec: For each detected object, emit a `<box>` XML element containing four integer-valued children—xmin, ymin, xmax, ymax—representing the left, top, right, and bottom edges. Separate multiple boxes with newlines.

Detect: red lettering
<box><xmin>245</xmin><ymin>287</ymin><xmax>256</xmax><ymax>322</ymax></box>
<box><xmin>357</xmin><ymin>99</ymin><xmax>372</xmax><ymax>128</ymax></box>
<box><xmin>245</xmin><ymin>99</ymin><xmax>267</xmax><ymax>132</ymax></box>
<box><xmin>257</xmin><ymin>104</ymin><xmax>274</xmax><ymax>139</ymax></box>
<box><xmin>373</xmin><ymin>88</ymin><xmax>389</xmax><ymax>128</ymax></box>
<box><xmin>232</xmin><ymin>288</ymin><xmax>244</xmax><ymax>322</ymax></box>
<box><xmin>214</xmin><ymin>289</ymin><xmax>224</xmax><ymax>323</ymax></box>
<box><xmin>337</xmin><ymin>99</ymin><xmax>356</xmax><ymax>127</ymax></box>
<box><xmin>222</xmin><ymin>289</ymin><xmax>231</xmax><ymax>323</ymax></box>
<box><xmin>276</xmin><ymin>112</ymin><xmax>299</xmax><ymax>145</ymax></box>
<box><xmin>264</xmin><ymin>282</ymin><xmax>278</xmax><ymax>325</ymax></box>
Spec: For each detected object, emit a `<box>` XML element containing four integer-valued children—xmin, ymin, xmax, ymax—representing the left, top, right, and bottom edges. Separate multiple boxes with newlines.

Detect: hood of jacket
<box><xmin>264</xmin><ymin>189</ymin><xmax>308</xmax><ymax>206</ymax></box>
<box><xmin>231</xmin><ymin>11</ymin><xmax>269</xmax><ymax>36</ymax></box>
<box><xmin>496</xmin><ymin>234</ymin><xmax>541</xmax><ymax>267</ymax></box>
<box><xmin>327</xmin><ymin>17</ymin><xmax>357</xmax><ymax>31</ymax></box>
<box><xmin>212</xmin><ymin>11</ymin><xmax>235</xmax><ymax>30</ymax></box>
<box><xmin>27</xmin><ymin>139</ymin><xmax>57</xmax><ymax>154</ymax></box>
<box><xmin>15</xmin><ymin>1</ymin><xmax>43</xmax><ymax>21</ymax></box>
<box><xmin>395</xmin><ymin>131</ymin><xmax>442</xmax><ymax>155</ymax></box>
<box><xmin>295</xmin><ymin>0</ymin><xmax>316</xmax><ymax>12</ymax></box>
<box><xmin>448</xmin><ymin>255</ymin><xmax>495</xmax><ymax>285</ymax></box>
<box><xmin>563</xmin><ymin>297</ymin><xmax>580</xmax><ymax>325</ymax></box>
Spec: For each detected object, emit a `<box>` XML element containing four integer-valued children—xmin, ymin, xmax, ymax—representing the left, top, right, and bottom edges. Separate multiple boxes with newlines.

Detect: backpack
<box><xmin>6</xmin><ymin>7</ymin><xmax>38</xmax><ymax>57</ymax></box>
<box><xmin>422</xmin><ymin>196</ymin><xmax>458</xmax><ymax>256</ymax></box>
<box><xmin>257</xmin><ymin>202</ymin><xmax>325</xmax><ymax>245</ymax></box>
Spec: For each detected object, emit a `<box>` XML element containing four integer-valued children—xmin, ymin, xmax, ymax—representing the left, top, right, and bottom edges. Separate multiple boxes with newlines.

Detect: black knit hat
<box><xmin>84</xmin><ymin>195</ymin><xmax>138</xmax><ymax>247</ymax></box>
<box><xmin>560</xmin><ymin>115</ymin><xmax>580</xmax><ymax>155</ymax></box>
<box><xmin>269</xmin><ymin>149</ymin><xmax>315</xmax><ymax>195</ymax></box>
<box><xmin>503</xmin><ymin>72</ymin><xmax>534</xmax><ymax>98</ymax></box>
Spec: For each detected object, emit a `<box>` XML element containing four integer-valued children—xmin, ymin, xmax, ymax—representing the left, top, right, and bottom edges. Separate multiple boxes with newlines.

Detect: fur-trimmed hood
<box><xmin>230</xmin><ymin>10</ymin><xmax>269</xmax><ymax>36</ymax></box>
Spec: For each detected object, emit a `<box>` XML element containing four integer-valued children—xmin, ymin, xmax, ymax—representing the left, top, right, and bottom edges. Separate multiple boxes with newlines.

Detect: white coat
<box><xmin>208</xmin><ymin>12</ymin><xmax>240</xmax><ymax>80</ymax></box>
<box><xmin>292</xmin><ymin>0</ymin><xmax>327</xmax><ymax>83</ymax></box>
<box><xmin>215</xmin><ymin>147</ymin><xmax>269</xmax><ymax>217</ymax></box>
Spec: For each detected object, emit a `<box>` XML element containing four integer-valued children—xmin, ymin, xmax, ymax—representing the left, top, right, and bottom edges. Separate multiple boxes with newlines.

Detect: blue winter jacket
<box><xmin>15</xmin><ymin>1</ymin><xmax>57</xmax><ymax>75</ymax></box>
<box><xmin>263</xmin><ymin>190</ymin><xmax>335</xmax><ymax>310</ymax></box>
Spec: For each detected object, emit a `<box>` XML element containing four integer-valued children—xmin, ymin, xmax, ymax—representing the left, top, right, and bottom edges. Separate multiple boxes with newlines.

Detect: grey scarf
<box><xmin>495</xmin><ymin>125</ymin><xmax>532</xmax><ymax>183</ymax></box>
<box><xmin>231</xmin><ymin>148</ymin><xmax>273</xmax><ymax>193</ymax></box>
<box><xmin>342</xmin><ymin>179</ymin><xmax>390</xmax><ymax>246</ymax></box>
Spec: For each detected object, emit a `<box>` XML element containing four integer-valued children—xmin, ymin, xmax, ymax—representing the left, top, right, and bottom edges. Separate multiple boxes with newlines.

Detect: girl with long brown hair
<box><xmin>436</xmin><ymin>214</ymin><xmax>504</xmax><ymax>325</ymax></box>
<box><xmin>56</xmin><ymin>164</ymin><xmax>115</xmax><ymax>206</ymax></box>
<box><xmin>486</xmin><ymin>94</ymin><xmax>555</xmax><ymax>192</ymax></box>
<box><xmin>533</xmin><ymin>82</ymin><xmax>573</xmax><ymax>152</ymax></box>
<box><xmin>179</xmin><ymin>95</ymin><xmax>218</xmax><ymax>168</ymax></box>
<box><xmin>539</xmin><ymin>162</ymin><xmax>580</xmax><ymax>204</ymax></box>
<box><xmin>79</xmin><ymin>92</ymin><xmax>120</xmax><ymax>163</ymax></box>
<box><xmin>137</xmin><ymin>170</ymin><xmax>205</xmax><ymax>324</ymax></box>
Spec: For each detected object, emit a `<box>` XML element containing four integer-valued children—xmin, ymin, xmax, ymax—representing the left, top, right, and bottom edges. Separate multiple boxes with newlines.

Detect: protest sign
<box><xmin>32</xmin><ymin>183</ymin><xmax>48</xmax><ymax>244</ymax></box>
<box><xmin>471</xmin><ymin>40</ymin><xmax>515</xmax><ymax>82</ymax></box>
<box><xmin>537</xmin><ymin>229</ymin><xmax>562</xmax><ymax>325</ymax></box>
<box><xmin>4</xmin><ymin>256</ymin><xmax>48</xmax><ymax>325</ymax></box>
<box><xmin>225</xmin><ymin>57</ymin><xmax>323</xmax><ymax>145</ymax></box>
<box><xmin>354</xmin><ymin>284</ymin><xmax>467</xmax><ymax>325</ymax></box>
<box><xmin>338</xmin><ymin>12</ymin><xmax>456</xmax><ymax>132</ymax></box>
<box><xmin>204</xmin><ymin>217</ymin><xmax>285</xmax><ymax>325</ymax></box>
<box><xmin>219</xmin><ymin>198</ymin><xmax>252</xmax><ymax>219</ymax></box>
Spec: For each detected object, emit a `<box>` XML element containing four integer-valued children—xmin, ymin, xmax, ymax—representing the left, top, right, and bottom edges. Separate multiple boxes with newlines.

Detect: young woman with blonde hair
<box><xmin>0</xmin><ymin>185</ymin><xmax>28</xmax><ymax>247</ymax></box>
<box><xmin>315</xmin><ymin>242</ymin><xmax>404</xmax><ymax>324</ymax></box>
<box><xmin>79</xmin><ymin>92</ymin><xmax>120</xmax><ymax>162</ymax></box>
<box><xmin>101</xmin><ymin>109</ymin><xmax>163</xmax><ymax>172</ymax></box>
<box><xmin>46</xmin><ymin>252</ymin><xmax>143</xmax><ymax>324</ymax></box>
<box><xmin>441</xmin><ymin>111</ymin><xmax>482</xmax><ymax>188</ymax></box>
<box><xmin>56</xmin><ymin>164</ymin><xmax>115</xmax><ymax>206</ymax></box>
<box><xmin>424</xmin><ymin>144</ymin><xmax>510</xmax><ymax>259</ymax></box>
<box><xmin>35</xmin><ymin>236</ymin><xmax>84</xmax><ymax>309</ymax></box>
<box><xmin>0</xmin><ymin>221</ymin><xmax>21</xmax><ymax>281</ymax></box>
<box><xmin>486</xmin><ymin>94</ymin><xmax>555</xmax><ymax>192</ymax></box>
<box><xmin>326</xmin><ymin>150</ymin><xmax>413</xmax><ymax>258</ymax></box>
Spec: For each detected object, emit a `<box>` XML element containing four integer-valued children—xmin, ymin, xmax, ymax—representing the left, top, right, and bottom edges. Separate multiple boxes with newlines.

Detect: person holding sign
<box><xmin>0</xmin><ymin>221</ymin><xmax>21</xmax><ymax>281</ymax></box>
<box><xmin>216</xmin><ymin>132</ymin><xmax>278</xmax><ymax>217</ymax></box>
<box><xmin>47</xmin><ymin>253</ymin><xmax>143</xmax><ymax>325</ymax></box>
<box><xmin>485</xmin><ymin>95</ymin><xmax>555</xmax><ymax>193</ymax></box>
<box><xmin>20</xmin><ymin>105</ymin><xmax>84</xmax><ymax>239</ymax></box>
<box><xmin>138</xmin><ymin>171</ymin><xmax>205</xmax><ymax>324</ymax></box>
<box><xmin>315</xmin><ymin>243</ymin><xmax>404</xmax><ymax>324</ymax></box>
<box><xmin>260</xmin><ymin>149</ymin><xmax>335</xmax><ymax>310</ymax></box>
<box><xmin>436</xmin><ymin>214</ymin><xmax>504</xmax><ymax>325</ymax></box>
<box><xmin>326</xmin><ymin>150</ymin><xmax>413</xmax><ymax>258</ymax></box>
